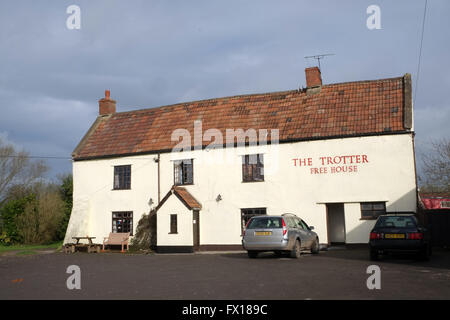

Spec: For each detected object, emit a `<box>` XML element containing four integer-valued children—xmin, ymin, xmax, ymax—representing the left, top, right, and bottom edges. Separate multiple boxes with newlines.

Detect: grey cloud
<box><xmin>0</xmin><ymin>0</ymin><xmax>449</xmax><ymax>178</ymax></box>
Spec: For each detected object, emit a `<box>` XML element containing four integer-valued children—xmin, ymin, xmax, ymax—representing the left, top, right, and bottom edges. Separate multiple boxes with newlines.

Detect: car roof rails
<box><xmin>282</xmin><ymin>213</ymin><xmax>297</xmax><ymax>216</ymax></box>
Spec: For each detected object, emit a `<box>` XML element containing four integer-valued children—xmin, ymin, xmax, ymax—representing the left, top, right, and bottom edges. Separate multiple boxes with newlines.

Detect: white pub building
<box><xmin>64</xmin><ymin>67</ymin><xmax>417</xmax><ymax>252</ymax></box>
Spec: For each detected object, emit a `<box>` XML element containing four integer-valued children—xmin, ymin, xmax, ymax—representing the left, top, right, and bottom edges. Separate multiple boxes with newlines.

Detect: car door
<box><xmin>300</xmin><ymin>219</ymin><xmax>316</xmax><ymax>247</ymax></box>
<box><xmin>294</xmin><ymin>217</ymin><xmax>311</xmax><ymax>249</ymax></box>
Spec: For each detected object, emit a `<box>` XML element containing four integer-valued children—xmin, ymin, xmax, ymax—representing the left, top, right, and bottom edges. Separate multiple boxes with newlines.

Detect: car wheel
<box><xmin>370</xmin><ymin>249</ymin><xmax>379</xmax><ymax>261</ymax></box>
<box><xmin>311</xmin><ymin>238</ymin><xmax>320</xmax><ymax>254</ymax></box>
<box><xmin>248</xmin><ymin>251</ymin><xmax>258</xmax><ymax>259</ymax></box>
<box><xmin>290</xmin><ymin>240</ymin><xmax>301</xmax><ymax>259</ymax></box>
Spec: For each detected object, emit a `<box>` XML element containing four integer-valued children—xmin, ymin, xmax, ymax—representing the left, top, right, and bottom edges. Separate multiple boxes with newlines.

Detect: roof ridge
<box><xmin>115</xmin><ymin>89</ymin><xmax>298</xmax><ymax>115</ymax></box>
<box><xmin>114</xmin><ymin>75</ymin><xmax>405</xmax><ymax>116</ymax></box>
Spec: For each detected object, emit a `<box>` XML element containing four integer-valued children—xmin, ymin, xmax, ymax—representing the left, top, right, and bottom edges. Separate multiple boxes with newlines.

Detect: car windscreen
<box><xmin>247</xmin><ymin>217</ymin><xmax>282</xmax><ymax>229</ymax></box>
<box><xmin>375</xmin><ymin>216</ymin><xmax>417</xmax><ymax>228</ymax></box>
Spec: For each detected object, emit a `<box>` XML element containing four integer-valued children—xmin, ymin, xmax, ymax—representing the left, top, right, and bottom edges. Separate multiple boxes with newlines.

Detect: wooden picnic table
<box><xmin>73</xmin><ymin>236</ymin><xmax>96</xmax><ymax>245</ymax></box>
<box><xmin>64</xmin><ymin>236</ymin><xmax>102</xmax><ymax>253</ymax></box>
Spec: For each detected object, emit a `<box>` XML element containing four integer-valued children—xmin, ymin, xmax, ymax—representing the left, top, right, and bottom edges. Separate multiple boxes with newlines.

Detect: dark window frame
<box><xmin>113</xmin><ymin>165</ymin><xmax>131</xmax><ymax>190</ymax></box>
<box><xmin>112</xmin><ymin>211</ymin><xmax>133</xmax><ymax>235</ymax></box>
<box><xmin>170</xmin><ymin>214</ymin><xmax>178</xmax><ymax>234</ymax></box>
<box><xmin>242</xmin><ymin>154</ymin><xmax>264</xmax><ymax>183</ymax></box>
<box><xmin>360</xmin><ymin>202</ymin><xmax>386</xmax><ymax>220</ymax></box>
<box><xmin>241</xmin><ymin>207</ymin><xmax>267</xmax><ymax>235</ymax></box>
<box><xmin>174</xmin><ymin>159</ymin><xmax>194</xmax><ymax>186</ymax></box>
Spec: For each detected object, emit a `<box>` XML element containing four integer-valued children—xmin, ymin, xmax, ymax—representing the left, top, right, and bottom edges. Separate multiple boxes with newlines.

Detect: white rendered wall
<box><xmin>65</xmin><ymin>133</ymin><xmax>417</xmax><ymax>246</ymax></box>
<box><xmin>156</xmin><ymin>194</ymin><xmax>193</xmax><ymax>246</ymax></box>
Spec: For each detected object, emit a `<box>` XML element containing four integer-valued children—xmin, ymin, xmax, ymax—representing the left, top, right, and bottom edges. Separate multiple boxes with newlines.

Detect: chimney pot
<box><xmin>305</xmin><ymin>67</ymin><xmax>322</xmax><ymax>88</ymax></box>
<box><xmin>99</xmin><ymin>89</ymin><xmax>116</xmax><ymax>115</ymax></box>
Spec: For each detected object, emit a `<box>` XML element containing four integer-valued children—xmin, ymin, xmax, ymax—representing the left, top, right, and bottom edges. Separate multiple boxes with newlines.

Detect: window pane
<box><xmin>375</xmin><ymin>216</ymin><xmax>417</xmax><ymax>228</ymax></box>
<box><xmin>170</xmin><ymin>215</ymin><xmax>177</xmax><ymax>233</ymax></box>
<box><xmin>112</xmin><ymin>211</ymin><xmax>133</xmax><ymax>235</ymax></box>
<box><xmin>174</xmin><ymin>160</ymin><xmax>193</xmax><ymax>185</ymax></box>
<box><xmin>361</xmin><ymin>202</ymin><xmax>386</xmax><ymax>219</ymax></box>
<box><xmin>248</xmin><ymin>154</ymin><xmax>258</xmax><ymax>165</ymax></box>
<box><xmin>242</xmin><ymin>154</ymin><xmax>264</xmax><ymax>182</ymax></box>
<box><xmin>361</xmin><ymin>203</ymin><xmax>373</xmax><ymax>211</ymax></box>
<box><xmin>114</xmin><ymin>165</ymin><xmax>131</xmax><ymax>189</ymax></box>
<box><xmin>373</xmin><ymin>203</ymin><xmax>385</xmax><ymax>210</ymax></box>
<box><xmin>247</xmin><ymin>217</ymin><xmax>282</xmax><ymax>229</ymax></box>
<box><xmin>174</xmin><ymin>162</ymin><xmax>181</xmax><ymax>184</ymax></box>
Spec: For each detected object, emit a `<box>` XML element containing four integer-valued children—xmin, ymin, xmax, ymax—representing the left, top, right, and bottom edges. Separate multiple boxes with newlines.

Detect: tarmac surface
<box><xmin>1</xmin><ymin>247</ymin><xmax>450</xmax><ymax>300</ymax></box>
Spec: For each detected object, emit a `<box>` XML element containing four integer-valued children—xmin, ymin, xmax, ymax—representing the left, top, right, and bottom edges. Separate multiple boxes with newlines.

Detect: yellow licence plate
<box><xmin>255</xmin><ymin>231</ymin><xmax>272</xmax><ymax>236</ymax></box>
<box><xmin>384</xmin><ymin>233</ymin><xmax>405</xmax><ymax>239</ymax></box>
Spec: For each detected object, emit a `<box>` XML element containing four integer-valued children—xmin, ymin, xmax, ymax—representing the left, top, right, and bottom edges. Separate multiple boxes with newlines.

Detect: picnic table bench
<box><xmin>103</xmin><ymin>232</ymin><xmax>130</xmax><ymax>252</ymax></box>
<box><xmin>64</xmin><ymin>236</ymin><xmax>101</xmax><ymax>253</ymax></box>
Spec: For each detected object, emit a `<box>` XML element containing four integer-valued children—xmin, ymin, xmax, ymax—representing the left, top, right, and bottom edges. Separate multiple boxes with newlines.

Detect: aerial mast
<box><xmin>304</xmin><ymin>53</ymin><xmax>335</xmax><ymax>71</ymax></box>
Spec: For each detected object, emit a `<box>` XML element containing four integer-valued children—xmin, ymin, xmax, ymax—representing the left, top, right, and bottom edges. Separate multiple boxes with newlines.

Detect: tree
<box><xmin>56</xmin><ymin>174</ymin><xmax>73</xmax><ymax>240</ymax></box>
<box><xmin>0</xmin><ymin>138</ymin><xmax>47</xmax><ymax>205</ymax></box>
<box><xmin>0</xmin><ymin>193</ymin><xmax>35</xmax><ymax>244</ymax></box>
<box><xmin>16</xmin><ymin>187</ymin><xmax>65</xmax><ymax>244</ymax></box>
<box><xmin>419</xmin><ymin>138</ymin><xmax>450</xmax><ymax>193</ymax></box>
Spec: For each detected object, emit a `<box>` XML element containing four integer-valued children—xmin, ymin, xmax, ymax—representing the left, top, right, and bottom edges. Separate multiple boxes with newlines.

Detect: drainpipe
<box><xmin>153</xmin><ymin>153</ymin><xmax>161</xmax><ymax>205</ymax></box>
<box><xmin>157</xmin><ymin>153</ymin><xmax>161</xmax><ymax>204</ymax></box>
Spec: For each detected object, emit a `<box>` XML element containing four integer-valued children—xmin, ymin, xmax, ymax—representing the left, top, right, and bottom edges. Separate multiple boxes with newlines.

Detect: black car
<box><xmin>369</xmin><ymin>214</ymin><xmax>431</xmax><ymax>260</ymax></box>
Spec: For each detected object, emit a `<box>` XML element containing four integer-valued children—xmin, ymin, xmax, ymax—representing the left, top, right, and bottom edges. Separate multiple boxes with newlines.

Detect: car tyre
<box><xmin>311</xmin><ymin>238</ymin><xmax>320</xmax><ymax>254</ymax></box>
<box><xmin>274</xmin><ymin>251</ymin><xmax>284</xmax><ymax>257</ymax></box>
<box><xmin>248</xmin><ymin>251</ymin><xmax>258</xmax><ymax>259</ymax></box>
<box><xmin>290</xmin><ymin>240</ymin><xmax>301</xmax><ymax>259</ymax></box>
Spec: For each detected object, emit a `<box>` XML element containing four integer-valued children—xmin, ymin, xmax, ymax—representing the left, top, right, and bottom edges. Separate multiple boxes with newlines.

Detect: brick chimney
<box><xmin>305</xmin><ymin>67</ymin><xmax>322</xmax><ymax>88</ymax></box>
<box><xmin>99</xmin><ymin>90</ymin><xmax>116</xmax><ymax>115</ymax></box>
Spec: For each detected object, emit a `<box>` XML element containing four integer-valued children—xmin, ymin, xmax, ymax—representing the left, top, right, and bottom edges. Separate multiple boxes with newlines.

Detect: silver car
<box><xmin>242</xmin><ymin>213</ymin><xmax>320</xmax><ymax>258</ymax></box>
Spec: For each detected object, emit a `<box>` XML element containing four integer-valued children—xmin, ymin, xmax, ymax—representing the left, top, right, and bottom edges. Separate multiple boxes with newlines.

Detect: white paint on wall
<box><xmin>156</xmin><ymin>194</ymin><xmax>193</xmax><ymax>246</ymax></box>
<box><xmin>344</xmin><ymin>203</ymin><xmax>376</xmax><ymax>244</ymax></box>
<box><xmin>65</xmin><ymin>133</ymin><xmax>417</xmax><ymax>246</ymax></box>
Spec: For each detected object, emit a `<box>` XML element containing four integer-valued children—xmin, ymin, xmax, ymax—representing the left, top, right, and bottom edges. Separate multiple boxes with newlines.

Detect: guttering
<box><xmin>72</xmin><ymin>130</ymin><xmax>414</xmax><ymax>162</ymax></box>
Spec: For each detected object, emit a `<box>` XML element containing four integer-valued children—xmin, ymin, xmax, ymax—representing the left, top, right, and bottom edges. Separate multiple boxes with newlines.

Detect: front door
<box><xmin>193</xmin><ymin>210</ymin><xmax>200</xmax><ymax>251</ymax></box>
<box><xmin>327</xmin><ymin>203</ymin><xmax>346</xmax><ymax>244</ymax></box>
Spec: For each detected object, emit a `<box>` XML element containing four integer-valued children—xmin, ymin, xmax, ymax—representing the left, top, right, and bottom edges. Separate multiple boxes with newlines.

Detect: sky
<box><xmin>0</xmin><ymin>0</ymin><xmax>448</xmax><ymax>180</ymax></box>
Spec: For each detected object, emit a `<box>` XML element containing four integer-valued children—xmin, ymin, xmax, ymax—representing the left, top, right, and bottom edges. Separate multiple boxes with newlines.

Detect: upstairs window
<box><xmin>242</xmin><ymin>154</ymin><xmax>264</xmax><ymax>182</ymax></box>
<box><xmin>114</xmin><ymin>165</ymin><xmax>131</xmax><ymax>190</ymax></box>
<box><xmin>361</xmin><ymin>202</ymin><xmax>386</xmax><ymax>220</ymax></box>
<box><xmin>174</xmin><ymin>159</ymin><xmax>193</xmax><ymax>185</ymax></box>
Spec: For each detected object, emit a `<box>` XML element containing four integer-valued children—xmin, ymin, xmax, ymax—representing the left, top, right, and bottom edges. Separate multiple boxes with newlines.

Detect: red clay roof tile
<box><xmin>73</xmin><ymin>75</ymin><xmax>410</xmax><ymax>160</ymax></box>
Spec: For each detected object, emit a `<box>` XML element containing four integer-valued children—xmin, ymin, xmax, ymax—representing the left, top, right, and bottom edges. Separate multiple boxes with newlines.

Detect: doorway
<box><xmin>327</xmin><ymin>203</ymin><xmax>346</xmax><ymax>245</ymax></box>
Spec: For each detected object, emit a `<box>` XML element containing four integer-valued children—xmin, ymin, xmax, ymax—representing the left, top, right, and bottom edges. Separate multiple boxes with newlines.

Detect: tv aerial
<box><xmin>304</xmin><ymin>53</ymin><xmax>335</xmax><ymax>71</ymax></box>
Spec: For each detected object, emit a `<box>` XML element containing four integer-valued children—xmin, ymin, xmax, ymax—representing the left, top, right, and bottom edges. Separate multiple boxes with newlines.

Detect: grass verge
<box><xmin>0</xmin><ymin>241</ymin><xmax>63</xmax><ymax>256</ymax></box>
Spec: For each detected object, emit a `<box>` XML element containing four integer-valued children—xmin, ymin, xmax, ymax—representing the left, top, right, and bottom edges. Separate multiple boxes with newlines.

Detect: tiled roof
<box><xmin>156</xmin><ymin>186</ymin><xmax>202</xmax><ymax>211</ymax></box>
<box><xmin>173</xmin><ymin>186</ymin><xmax>202</xmax><ymax>210</ymax></box>
<box><xmin>73</xmin><ymin>74</ymin><xmax>412</xmax><ymax>160</ymax></box>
